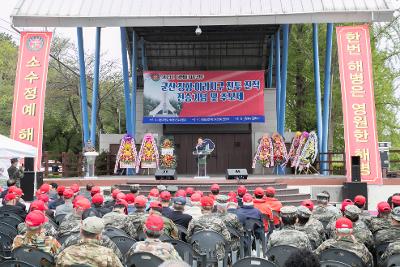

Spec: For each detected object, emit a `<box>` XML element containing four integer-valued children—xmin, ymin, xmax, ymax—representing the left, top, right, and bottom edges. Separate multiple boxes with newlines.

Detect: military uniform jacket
<box><xmin>370</xmin><ymin>216</ymin><xmax>391</xmax><ymax>235</ymax></box>
<box><xmin>315</xmin><ymin>235</ymin><xmax>373</xmax><ymax>266</ymax></box>
<box><xmin>102</xmin><ymin>210</ymin><xmax>128</xmax><ymax>229</ymax></box>
<box><xmin>375</xmin><ymin>224</ymin><xmax>400</xmax><ymax>246</ymax></box>
<box><xmin>125</xmin><ymin>238</ymin><xmax>182</xmax><ymax>262</ymax></box>
<box><xmin>58</xmin><ymin>231</ymin><xmax>123</xmax><ymax>261</ymax></box>
<box><xmin>18</xmin><ymin>221</ymin><xmax>57</xmax><ymax>237</ymax></box>
<box><xmin>124</xmin><ymin>211</ymin><xmax>148</xmax><ymax>239</ymax></box>
<box><xmin>295</xmin><ymin>223</ymin><xmax>323</xmax><ymax>249</ymax></box>
<box><xmin>12</xmin><ymin>231</ymin><xmax>60</xmax><ymax>256</ymax></box>
<box><xmin>58</xmin><ymin>213</ymin><xmax>81</xmax><ymax>237</ymax></box>
<box><xmin>381</xmin><ymin>240</ymin><xmax>400</xmax><ymax>263</ymax></box>
<box><xmin>327</xmin><ymin>219</ymin><xmax>374</xmax><ymax>250</ymax></box>
<box><xmin>267</xmin><ymin>225</ymin><xmax>312</xmax><ymax>251</ymax></box>
<box><xmin>55</xmin><ymin>239</ymin><xmax>123</xmax><ymax>267</ymax></box>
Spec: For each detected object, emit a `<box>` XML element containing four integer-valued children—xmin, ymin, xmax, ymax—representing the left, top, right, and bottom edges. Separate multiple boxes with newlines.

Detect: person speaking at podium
<box><xmin>194</xmin><ymin>137</ymin><xmax>208</xmax><ymax>177</ymax></box>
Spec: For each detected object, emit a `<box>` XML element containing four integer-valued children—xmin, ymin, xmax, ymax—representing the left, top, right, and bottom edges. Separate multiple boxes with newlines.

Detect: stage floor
<box><xmin>44</xmin><ymin>174</ymin><xmax>349</xmax><ymax>187</ymax></box>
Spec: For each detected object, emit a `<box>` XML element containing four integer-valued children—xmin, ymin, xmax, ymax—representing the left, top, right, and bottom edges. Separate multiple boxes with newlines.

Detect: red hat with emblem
<box><xmin>63</xmin><ymin>188</ymin><xmax>74</xmax><ymax>199</ymax></box>
<box><xmin>201</xmin><ymin>196</ymin><xmax>214</xmax><ymax>207</ymax></box>
<box><xmin>175</xmin><ymin>189</ymin><xmax>187</xmax><ymax>198</ymax></box>
<box><xmin>30</xmin><ymin>200</ymin><xmax>47</xmax><ymax>211</ymax></box>
<box><xmin>336</xmin><ymin>217</ymin><xmax>353</xmax><ymax>229</ymax></box>
<box><xmin>149</xmin><ymin>200</ymin><xmax>162</xmax><ymax>209</ymax></box>
<box><xmin>186</xmin><ymin>187</ymin><xmax>195</xmax><ymax>196</ymax></box>
<box><xmin>149</xmin><ymin>188</ymin><xmax>159</xmax><ymax>198</ymax></box>
<box><xmin>70</xmin><ymin>184</ymin><xmax>80</xmax><ymax>193</ymax></box>
<box><xmin>160</xmin><ymin>191</ymin><xmax>172</xmax><ymax>201</ymax></box>
<box><xmin>237</xmin><ymin>185</ymin><xmax>247</xmax><ymax>196</ymax></box>
<box><xmin>377</xmin><ymin>201</ymin><xmax>391</xmax><ymax>213</ymax></box>
<box><xmin>37</xmin><ymin>194</ymin><xmax>49</xmax><ymax>203</ymax></box>
<box><xmin>73</xmin><ymin>197</ymin><xmax>91</xmax><ymax>210</ymax></box>
<box><xmin>210</xmin><ymin>184</ymin><xmax>220</xmax><ymax>191</ymax></box>
<box><xmin>4</xmin><ymin>193</ymin><xmax>16</xmax><ymax>201</ymax></box>
<box><xmin>354</xmin><ymin>195</ymin><xmax>366</xmax><ymax>206</ymax></box>
<box><xmin>125</xmin><ymin>193</ymin><xmax>135</xmax><ymax>204</ymax></box>
<box><xmin>91</xmin><ymin>186</ymin><xmax>101</xmax><ymax>195</ymax></box>
<box><xmin>254</xmin><ymin>187</ymin><xmax>264</xmax><ymax>197</ymax></box>
<box><xmin>265</xmin><ymin>187</ymin><xmax>276</xmax><ymax>196</ymax></box>
<box><xmin>190</xmin><ymin>193</ymin><xmax>201</xmax><ymax>202</ymax></box>
<box><xmin>91</xmin><ymin>193</ymin><xmax>104</xmax><ymax>205</ymax></box>
<box><xmin>134</xmin><ymin>195</ymin><xmax>148</xmax><ymax>207</ymax></box>
<box><xmin>57</xmin><ymin>186</ymin><xmax>66</xmax><ymax>195</ymax></box>
<box><xmin>39</xmin><ymin>184</ymin><xmax>51</xmax><ymax>194</ymax></box>
<box><xmin>112</xmin><ymin>189</ymin><xmax>121</xmax><ymax>199</ymax></box>
<box><xmin>301</xmin><ymin>199</ymin><xmax>314</xmax><ymax>211</ymax></box>
<box><xmin>25</xmin><ymin>210</ymin><xmax>48</xmax><ymax>228</ymax></box>
<box><xmin>242</xmin><ymin>193</ymin><xmax>254</xmax><ymax>205</ymax></box>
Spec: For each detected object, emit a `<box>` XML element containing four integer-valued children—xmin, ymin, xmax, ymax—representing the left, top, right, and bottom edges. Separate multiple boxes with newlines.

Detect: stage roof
<box><xmin>12</xmin><ymin>0</ymin><xmax>395</xmax><ymax>27</ymax></box>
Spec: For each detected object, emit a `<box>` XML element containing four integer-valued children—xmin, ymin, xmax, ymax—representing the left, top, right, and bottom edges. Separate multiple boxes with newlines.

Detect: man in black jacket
<box><xmin>167</xmin><ymin>197</ymin><xmax>192</xmax><ymax>229</ymax></box>
<box><xmin>7</xmin><ymin>158</ymin><xmax>24</xmax><ymax>186</ymax></box>
<box><xmin>0</xmin><ymin>193</ymin><xmax>27</xmax><ymax>219</ymax></box>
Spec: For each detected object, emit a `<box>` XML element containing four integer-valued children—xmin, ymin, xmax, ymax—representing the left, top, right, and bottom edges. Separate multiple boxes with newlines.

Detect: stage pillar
<box><xmin>312</xmin><ymin>23</ymin><xmax>323</xmax><ymax>171</ymax></box>
<box><xmin>275</xmin><ymin>29</ymin><xmax>281</xmax><ymax>132</ymax></box>
<box><xmin>131</xmin><ymin>31</ymin><xmax>137</xmax><ymax>139</ymax></box>
<box><xmin>77</xmin><ymin>27</ymin><xmax>90</xmax><ymax>145</ymax></box>
<box><xmin>90</xmin><ymin>27</ymin><xmax>101</xmax><ymax>146</ymax></box>
<box><xmin>322</xmin><ymin>23</ymin><xmax>334</xmax><ymax>175</ymax></box>
<box><xmin>278</xmin><ymin>24</ymin><xmax>289</xmax><ymax>136</ymax></box>
<box><xmin>267</xmin><ymin>35</ymin><xmax>274</xmax><ymax>88</ymax></box>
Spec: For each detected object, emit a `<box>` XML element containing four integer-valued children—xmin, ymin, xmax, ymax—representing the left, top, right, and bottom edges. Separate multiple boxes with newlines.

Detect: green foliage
<box><xmin>0</xmin><ymin>33</ymin><xmax>17</xmax><ymax>136</ymax></box>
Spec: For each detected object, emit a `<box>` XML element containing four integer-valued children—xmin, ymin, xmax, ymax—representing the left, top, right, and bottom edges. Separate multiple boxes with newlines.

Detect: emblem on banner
<box><xmin>26</xmin><ymin>36</ymin><xmax>44</xmax><ymax>51</ymax></box>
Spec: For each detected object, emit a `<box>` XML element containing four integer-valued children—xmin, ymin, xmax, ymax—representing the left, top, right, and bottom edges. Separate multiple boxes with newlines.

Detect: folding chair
<box><xmin>319</xmin><ymin>248</ymin><xmax>368</xmax><ymax>267</ymax></box>
<box><xmin>233</xmin><ymin>257</ymin><xmax>278</xmax><ymax>267</ymax></box>
<box><xmin>110</xmin><ymin>235</ymin><xmax>136</xmax><ymax>256</ymax></box>
<box><xmin>190</xmin><ymin>230</ymin><xmax>229</xmax><ymax>267</ymax></box>
<box><xmin>320</xmin><ymin>260</ymin><xmax>352</xmax><ymax>267</ymax></box>
<box><xmin>125</xmin><ymin>252</ymin><xmax>164</xmax><ymax>267</ymax></box>
<box><xmin>0</xmin><ymin>213</ymin><xmax>23</xmax><ymax>228</ymax></box>
<box><xmin>0</xmin><ymin>259</ymin><xmax>35</xmax><ymax>267</ymax></box>
<box><xmin>384</xmin><ymin>254</ymin><xmax>400</xmax><ymax>267</ymax></box>
<box><xmin>266</xmin><ymin>245</ymin><xmax>301</xmax><ymax>267</ymax></box>
<box><xmin>0</xmin><ymin>222</ymin><xmax>18</xmax><ymax>238</ymax></box>
<box><xmin>12</xmin><ymin>245</ymin><xmax>54</xmax><ymax>266</ymax></box>
<box><xmin>165</xmin><ymin>239</ymin><xmax>200</xmax><ymax>267</ymax></box>
<box><xmin>103</xmin><ymin>226</ymin><xmax>129</xmax><ymax>239</ymax></box>
<box><xmin>0</xmin><ymin>231</ymin><xmax>13</xmax><ymax>257</ymax></box>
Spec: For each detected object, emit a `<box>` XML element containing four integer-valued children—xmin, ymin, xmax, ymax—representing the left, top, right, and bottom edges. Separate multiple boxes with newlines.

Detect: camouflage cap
<box><xmin>167</xmin><ymin>185</ymin><xmax>178</xmax><ymax>194</ymax></box>
<box><xmin>297</xmin><ymin>205</ymin><xmax>312</xmax><ymax>217</ymax></box>
<box><xmin>317</xmin><ymin>192</ymin><xmax>329</xmax><ymax>199</ymax></box>
<box><xmin>280</xmin><ymin>206</ymin><xmax>297</xmax><ymax>216</ymax></box>
<box><xmin>391</xmin><ymin>206</ymin><xmax>400</xmax><ymax>221</ymax></box>
<box><xmin>344</xmin><ymin>204</ymin><xmax>361</xmax><ymax>219</ymax></box>
<box><xmin>157</xmin><ymin>185</ymin><xmax>167</xmax><ymax>192</ymax></box>
<box><xmin>216</xmin><ymin>195</ymin><xmax>229</xmax><ymax>204</ymax></box>
<box><xmin>81</xmin><ymin>216</ymin><xmax>104</xmax><ymax>234</ymax></box>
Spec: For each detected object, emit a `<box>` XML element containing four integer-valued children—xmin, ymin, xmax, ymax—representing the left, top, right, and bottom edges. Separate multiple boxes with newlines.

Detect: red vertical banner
<box><xmin>336</xmin><ymin>25</ymin><xmax>382</xmax><ymax>184</ymax></box>
<box><xmin>10</xmin><ymin>32</ymin><xmax>52</xmax><ymax>171</ymax></box>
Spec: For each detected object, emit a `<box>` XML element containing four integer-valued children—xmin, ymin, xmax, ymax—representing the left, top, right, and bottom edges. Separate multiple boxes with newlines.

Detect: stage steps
<box><xmin>114</xmin><ymin>180</ymin><xmax>310</xmax><ymax>206</ymax></box>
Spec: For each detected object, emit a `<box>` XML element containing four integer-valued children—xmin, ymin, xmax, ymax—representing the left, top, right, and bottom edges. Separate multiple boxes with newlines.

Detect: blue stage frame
<box><xmin>275</xmin><ymin>29</ymin><xmax>281</xmax><ymax>132</ymax></box>
<box><xmin>278</xmin><ymin>24</ymin><xmax>289</xmax><ymax>136</ymax></box>
<box><xmin>322</xmin><ymin>23</ymin><xmax>334</xmax><ymax>175</ymax></box>
<box><xmin>90</xmin><ymin>27</ymin><xmax>101</xmax><ymax>146</ymax></box>
<box><xmin>120</xmin><ymin>27</ymin><xmax>133</xmax><ymax>136</ymax></box>
<box><xmin>77</xmin><ymin>27</ymin><xmax>90</xmax><ymax>145</ymax></box>
<box><xmin>312</xmin><ymin>23</ymin><xmax>323</xmax><ymax>167</ymax></box>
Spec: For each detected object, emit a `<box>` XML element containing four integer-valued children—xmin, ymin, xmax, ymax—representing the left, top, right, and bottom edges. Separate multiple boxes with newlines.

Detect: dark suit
<box><xmin>0</xmin><ymin>204</ymin><xmax>27</xmax><ymax>220</ymax></box>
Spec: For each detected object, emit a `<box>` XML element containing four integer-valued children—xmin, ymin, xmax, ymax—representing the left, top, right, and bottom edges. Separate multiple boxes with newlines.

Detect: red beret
<box><xmin>201</xmin><ymin>196</ymin><xmax>214</xmax><ymax>207</ymax></box>
<box><xmin>63</xmin><ymin>188</ymin><xmax>74</xmax><ymax>199</ymax></box>
<box><xmin>265</xmin><ymin>187</ymin><xmax>276</xmax><ymax>195</ymax></box>
<box><xmin>39</xmin><ymin>184</ymin><xmax>50</xmax><ymax>194</ymax></box>
<box><xmin>145</xmin><ymin>214</ymin><xmax>164</xmax><ymax>232</ymax></box>
<box><xmin>190</xmin><ymin>193</ymin><xmax>201</xmax><ymax>202</ymax></box>
<box><xmin>25</xmin><ymin>210</ymin><xmax>48</xmax><ymax>228</ymax></box>
<box><xmin>74</xmin><ymin>197</ymin><xmax>91</xmax><ymax>210</ymax></box>
<box><xmin>30</xmin><ymin>200</ymin><xmax>47</xmax><ymax>212</ymax></box>
<box><xmin>254</xmin><ymin>187</ymin><xmax>264</xmax><ymax>196</ymax></box>
<box><xmin>134</xmin><ymin>195</ymin><xmax>148</xmax><ymax>207</ymax></box>
<box><xmin>125</xmin><ymin>193</ymin><xmax>135</xmax><ymax>204</ymax></box>
<box><xmin>354</xmin><ymin>195</ymin><xmax>366</xmax><ymax>206</ymax></box>
<box><xmin>149</xmin><ymin>188</ymin><xmax>159</xmax><ymax>198</ymax></box>
<box><xmin>186</xmin><ymin>187</ymin><xmax>195</xmax><ymax>196</ymax></box>
<box><xmin>91</xmin><ymin>193</ymin><xmax>104</xmax><ymax>204</ymax></box>
<box><xmin>210</xmin><ymin>184</ymin><xmax>220</xmax><ymax>191</ymax></box>
<box><xmin>160</xmin><ymin>191</ymin><xmax>171</xmax><ymax>201</ymax></box>
<box><xmin>237</xmin><ymin>185</ymin><xmax>247</xmax><ymax>196</ymax></box>
<box><xmin>4</xmin><ymin>193</ymin><xmax>16</xmax><ymax>201</ymax></box>
<box><xmin>91</xmin><ymin>186</ymin><xmax>101</xmax><ymax>194</ymax></box>
<box><xmin>149</xmin><ymin>200</ymin><xmax>162</xmax><ymax>209</ymax></box>
<box><xmin>175</xmin><ymin>189</ymin><xmax>187</xmax><ymax>198</ymax></box>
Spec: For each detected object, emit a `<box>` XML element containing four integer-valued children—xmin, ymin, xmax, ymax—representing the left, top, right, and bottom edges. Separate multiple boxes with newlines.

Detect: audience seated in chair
<box><xmin>125</xmin><ymin>214</ymin><xmax>182</xmax><ymax>262</ymax></box>
<box><xmin>56</xmin><ymin>216</ymin><xmax>123</xmax><ymax>266</ymax></box>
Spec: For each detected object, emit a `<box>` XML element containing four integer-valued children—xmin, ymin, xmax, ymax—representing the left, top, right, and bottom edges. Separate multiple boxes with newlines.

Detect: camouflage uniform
<box><xmin>295</xmin><ymin>224</ymin><xmax>322</xmax><ymax>249</ymax></box>
<box><xmin>312</xmin><ymin>205</ymin><xmax>340</xmax><ymax>230</ymax></box>
<box><xmin>58</xmin><ymin>213</ymin><xmax>81</xmax><ymax>237</ymax></box>
<box><xmin>374</xmin><ymin>225</ymin><xmax>400</xmax><ymax>246</ymax></box>
<box><xmin>144</xmin><ymin>212</ymin><xmax>179</xmax><ymax>240</ymax></box>
<box><xmin>125</xmin><ymin>238</ymin><xmax>182</xmax><ymax>262</ymax></box>
<box><xmin>359</xmin><ymin>210</ymin><xmax>373</xmax><ymax>230</ymax></box>
<box><xmin>369</xmin><ymin>216</ymin><xmax>391</xmax><ymax>235</ymax></box>
<box><xmin>187</xmin><ymin>212</ymin><xmax>231</xmax><ymax>260</ymax></box>
<box><xmin>102</xmin><ymin>211</ymin><xmax>128</xmax><ymax>229</ymax></box>
<box><xmin>58</xmin><ymin>231</ymin><xmax>123</xmax><ymax>261</ymax></box>
<box><xmin>306</xmin><ymin>217</ymin><xmax>326</xmax><ymax>238</ymax></box>
<box><xmin>315</xmin><ymin>235</ymin><xmax>373</xmax><ymax>266</ymax></box>
<box><xmin>55</xmin><ymin>239</ymin><xmax>123</xmax><ymax>267</ymax></box>
<box><xmin>124</xmin><ymin>210</ymin><xmax>147</xmax><ymax>239</ymax></box>
<box><xmin>381</xmin><ymin>241</ymin><xmax>400</xmax><ymax>263</ymax></box>
<box><xmin>17</xmin><ymin>221</ymin><xmax>57</xmax><ymax>237</ymax></box>
<box><xmin>267</xmin><ymin>225</ymin><xmax>312</xmax><ymax>251</ymax></box>
<box><xmin>218</xmin><ymin>211</ymin><xmax>244</xmax><ymax>251</ymax></box>
<box><xmin>12</xmin><ymin>231</ymin><xmax>60</xmax><ymax>256</ymax></box>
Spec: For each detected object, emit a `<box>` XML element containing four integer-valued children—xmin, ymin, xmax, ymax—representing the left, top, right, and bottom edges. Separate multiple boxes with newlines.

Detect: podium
<box><xmin>193</xmin><ymin>150</ymin><xmax>211</xmax><ymax>179</ymax></box>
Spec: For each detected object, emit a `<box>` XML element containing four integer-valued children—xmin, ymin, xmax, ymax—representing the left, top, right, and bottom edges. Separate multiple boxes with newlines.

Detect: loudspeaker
<box><xmin>24</xmin><ymin>157</ymin><xmax>34</xmax><ymax>172</ymax></box>
<box><xmin>343</xmin><ymin>182</ymin><xmax>368</xmax><ymax>207</ymax></box>
<box><xmin>155</xmin><ymin>169</ymin><xmax>177</xmax><ymax>180</ymax></box>
<box><xmin>21</xmin><ymin>172</ymin><xmax>43</xmax><ymax>201</ymax></box>
<box><xmin>351</xmin><ymin>156</ymin><xmax>361</xmax><ymax>182</ymax></box>
<box><xmin>226</xmin><ymin>169</ymin><xmax>248</xmax><ymax>180</ymax></box>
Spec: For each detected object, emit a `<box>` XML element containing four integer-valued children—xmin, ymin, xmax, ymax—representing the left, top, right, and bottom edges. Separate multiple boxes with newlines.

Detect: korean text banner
<box><xmin>336</xmin><ymin>25</ymin><xmax>382</xmax><ymax>184</ymax></box>
<box><xmin>143</xmin><ymin>71</ymin><xmax>265</xmax><ymax>124</ymax></box>
<box><xmin>10</xmin><ymin>32</ymin><xmax>52</xmax><ymax>171</ymax></box>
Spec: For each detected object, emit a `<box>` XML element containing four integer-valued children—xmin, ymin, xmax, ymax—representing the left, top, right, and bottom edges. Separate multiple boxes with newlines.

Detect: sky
<box><xmin>0</xmin><ymin>0</ymin><xmax>122</xmax><ymax>64</ymax></box>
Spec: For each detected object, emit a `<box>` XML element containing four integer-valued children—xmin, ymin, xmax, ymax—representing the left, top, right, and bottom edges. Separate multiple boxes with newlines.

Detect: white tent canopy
<box><xmin>0</xmin><ymin>134</ymin><xmax>37</xmax><ymax>159</ymax></box>
<box><xmin>0</xmin><ymin>134</ymin><xmax>37</xmax><ymax>179</ymax></box>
